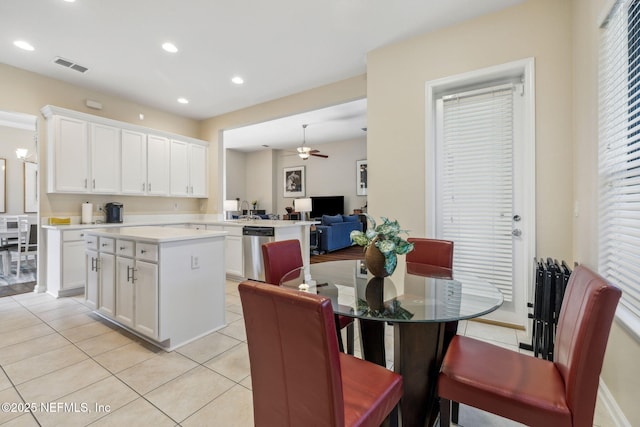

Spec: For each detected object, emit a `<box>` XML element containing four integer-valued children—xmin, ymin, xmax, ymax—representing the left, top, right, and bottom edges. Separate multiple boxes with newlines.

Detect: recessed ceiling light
<box><xmin>162</xmin><ymin>42</ymin><xmax>178</xmax><ymax>53</ymax></box>
<box><xmin>177</xmin><ymin>97</ymin><xmax>189</xmax><ymax>104</ymax></box>
<box><xmin>231</xmin><ymin>76</ymin><xmax>244</xmax><ymax>85</ymax></box>
<box><xmin>13</xmin><ymin>40</ymin><xmax>34</xmax><ymax>51</ymax></box>
<box><xmin>63</xmin><ymin>0</ymin><xmax>76</xmax><ymax>3</ymax></box>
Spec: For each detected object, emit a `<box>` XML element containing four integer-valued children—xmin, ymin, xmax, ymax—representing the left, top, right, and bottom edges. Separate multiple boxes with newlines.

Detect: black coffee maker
<box><xmin>105</xmin><ymin>202</ymin><xmax>123</xmax><ymax>223</ymax></box>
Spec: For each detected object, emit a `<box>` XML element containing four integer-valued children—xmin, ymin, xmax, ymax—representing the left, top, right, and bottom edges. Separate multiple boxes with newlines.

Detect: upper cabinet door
<box><xmin>189</xmin><ymin>144</ymin><xmax>208</xmax><ymax>197</ymax></box>
<box><xmin>51</xmin><ymin>116</ymin><xmax>89</xmax><ymax>193</ymax></box>
<box><xmin>170</xmin><ymin>139</ymin><xmax>190</xmax><ymax>196</ymax></box>
<box><xmin>147</xmin><ymin>135</ymin><xmax>170</xmax><ymax>196</ymax></box>
<box><xmin>121</xmin><ymin>130</ymin><xmax>147</xmax><ymax>195</ymax></box>
<box><xmin>90</xmin><ymin>123</ymin><xmax>121</xmax><ymax>193</ymax></box>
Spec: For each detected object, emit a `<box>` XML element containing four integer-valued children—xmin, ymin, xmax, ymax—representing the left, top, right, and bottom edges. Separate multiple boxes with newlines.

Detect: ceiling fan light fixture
<box><xmin>298</xmin><ymin>152</ymin><xmax>310</xmax><ymax>160</ymax></box>
<box><xmin>297</xmin><ymin>146</ymin><xmax>311</xmax><ymax>154</ymax></box>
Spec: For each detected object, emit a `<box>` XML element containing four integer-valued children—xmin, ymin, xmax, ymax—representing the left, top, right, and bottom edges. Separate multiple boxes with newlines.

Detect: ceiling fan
<box><xmin>296</xmin><ymin>124</ymin><xmax>328</xmax><ymax>160</ymax></box>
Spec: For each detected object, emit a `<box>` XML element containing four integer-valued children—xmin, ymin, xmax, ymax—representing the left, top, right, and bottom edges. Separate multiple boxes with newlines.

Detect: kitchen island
<box><xmin>83</xmin><ymin>226</ymin><xmax>227</xmax><ymax>350</ymax></box>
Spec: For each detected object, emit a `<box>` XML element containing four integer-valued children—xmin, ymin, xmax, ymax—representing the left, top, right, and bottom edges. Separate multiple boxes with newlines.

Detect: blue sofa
<box><xmin>316</xmin><ymin>214</ymin><xmax>363</xmax><ymax>253</ymax></box>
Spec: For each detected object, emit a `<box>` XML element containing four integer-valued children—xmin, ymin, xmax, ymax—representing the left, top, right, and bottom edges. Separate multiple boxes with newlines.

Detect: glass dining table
<box><xmin>280</xmin><ymin>259</ymin><xmax>504</xmax><ymax>427</ymax></box>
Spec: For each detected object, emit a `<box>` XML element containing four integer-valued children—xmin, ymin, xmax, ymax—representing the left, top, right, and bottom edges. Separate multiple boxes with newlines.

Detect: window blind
<box><xmin>599</xmin><ymin>0</ymin><xmax>640</xmax><ymax>336</ymax></box>
<box><xmin>440</xmin><ymin>84</ymin><xmax>515</xmax><ymax>302</ymax></box>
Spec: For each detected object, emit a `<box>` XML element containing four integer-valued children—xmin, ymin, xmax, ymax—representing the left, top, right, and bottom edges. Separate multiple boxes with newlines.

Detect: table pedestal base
<box><xmin>359</xmin><ymin>320</ymin><xmax>445</xmax><ymax>427</ymax></box>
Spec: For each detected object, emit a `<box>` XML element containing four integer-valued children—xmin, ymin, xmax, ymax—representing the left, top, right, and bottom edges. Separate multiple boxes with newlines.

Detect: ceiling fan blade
<box><xmin>311</xmin><ymin>153</ymin><xmax>329</xmax><ymax>158</ymax></box>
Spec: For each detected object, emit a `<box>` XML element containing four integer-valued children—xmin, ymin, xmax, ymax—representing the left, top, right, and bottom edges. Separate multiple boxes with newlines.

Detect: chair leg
<box><xmin>335</xmin><ymin>316</ymin><xmax>345</xmax><ymax>353</ymax></box>
<box><xmin>346</xmin><ymin>322</ymin><xmax>355</xmax><ymax>355</ymax></box>
<box><xmin>452</xmin><ymin>401</ymin><xmax>459</xmax><ymax>424</ymax></box>
<box><xmin>439</xmin><ymin>397</ymin><xmax>451</xmax><ymax>427</ymax></box>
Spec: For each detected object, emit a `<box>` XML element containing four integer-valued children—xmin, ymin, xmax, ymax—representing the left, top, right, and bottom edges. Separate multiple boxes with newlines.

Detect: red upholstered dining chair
<box><xmin>405</xmin><ymin>238</ymin><xmax>457</xmax><ymax>348</ymax></box>
<box><xmin>262</xmin><ymin>239</ymin><xmax>355</xmax><ymax>355</ymax></box>
<box><xmin>438</xmin><ymin>265</ymin><xmax>621</xmax><ymax>427</ymax></box>
<box><xmin>239</xmin><ymin>280</ymin><xmax>403</xmax><ymax>427</ymax></box>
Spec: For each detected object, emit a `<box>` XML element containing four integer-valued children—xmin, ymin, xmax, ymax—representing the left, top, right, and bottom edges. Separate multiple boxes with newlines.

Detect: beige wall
<box><xmin>199</xmin><ymin>75</ymin><xmax>367</xmax><ymax>215</ymax></box>
<box><xmin>225</xmin><ymin>137</ymin><xmax>367</xmax><ymax>217</ymax></box>
<box><xmin>0</xmin><ymin>63</ymin><xmax>203</xmax><ymax>218</ymax></box>
<box><xmin>573</xmin><ymin>0</ymin><xmax>640</xmax><ymax>424</ymax></box>
<box><xmin>367</xmin><ymin>0</ymin><xmax>573</xmax><ymax>261</ymax></box>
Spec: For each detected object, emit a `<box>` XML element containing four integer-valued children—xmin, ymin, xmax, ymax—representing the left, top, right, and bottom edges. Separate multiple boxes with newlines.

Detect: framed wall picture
<box><xmin>0</xmin><ymin>158</ymin><xmax>5</xmax><ymax>213</ymax></box>
<box><xmin>284</xmin><ymin>166</ymin><xmax>305</xmax><ymax>198</ymax></box>
<box><xmin>357</xmin><ymin>160</ymin><xmax>367</xmax><ymax>196</ymax></box>
<box><xmin>24</xmin><ymin>161</ymin><xmax>38</xmax><ymax>213</ymax></box>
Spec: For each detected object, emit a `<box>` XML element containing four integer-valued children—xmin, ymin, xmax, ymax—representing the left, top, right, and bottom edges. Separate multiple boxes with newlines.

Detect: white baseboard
<box><xmin>599</xmin><ymin>378</ymin><xmax>631</xmax><ymax>427</ymax></box>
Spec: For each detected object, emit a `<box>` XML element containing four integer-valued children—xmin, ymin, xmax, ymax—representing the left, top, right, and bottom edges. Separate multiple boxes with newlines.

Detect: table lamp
<box><xmin>224</xmin><ymin>199</ymin><xmax>239</xmax><ymax>220</ymax></box>
<box><xmin>294</xmin><ymin>197</ymin><xmax>312</xmax><ymax>221</ymax></box>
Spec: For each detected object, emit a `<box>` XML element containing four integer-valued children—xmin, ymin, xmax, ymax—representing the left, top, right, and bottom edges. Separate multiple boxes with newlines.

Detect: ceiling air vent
<box><xmin>53</xmin><ymin>57</ymin><xmax>89</xmax><ymax>73</ymax></box>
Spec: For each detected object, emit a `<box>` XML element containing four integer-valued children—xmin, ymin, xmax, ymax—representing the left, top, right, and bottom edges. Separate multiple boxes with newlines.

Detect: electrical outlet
<box><xmin>191</xmin><ymin>255</ymin><xmax>200</xmax><ymax>269</ymax></box>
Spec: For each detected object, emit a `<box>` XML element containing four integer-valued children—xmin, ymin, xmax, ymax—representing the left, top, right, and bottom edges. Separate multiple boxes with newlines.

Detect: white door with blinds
<box><xmin>434</xmin><ymin>82</ymin><xmax>529</xmax><ymax>326</ymax></box>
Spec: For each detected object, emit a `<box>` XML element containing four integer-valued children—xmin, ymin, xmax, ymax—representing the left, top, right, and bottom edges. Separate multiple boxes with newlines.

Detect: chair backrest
<box><xmin>239</xmin><ymin>280</ymin><xmax>344</xmax><ymax>426</ymax></box>
<box><xmin>17</xmin><ymin>218</ymin><xmax>30</xmax><ymax>249</ymax></box>
<box><xmin>28</xmin><ymin>223</ymin><xmax>37</xmax><ymax>246</ymax></box>
<box><xmin>553</xmin><ymin>265</ymin><xmax>621</xmax><ymax>426</ymax></box>
<box><xmin>406</xmin><ymin>238</ymin><xmax>454</xmax><ymax>269</ymax></box>
<box><xmin>261</xmin><ymin>239</ymin><xmax>303</xmax><ymax>285</ymax></box>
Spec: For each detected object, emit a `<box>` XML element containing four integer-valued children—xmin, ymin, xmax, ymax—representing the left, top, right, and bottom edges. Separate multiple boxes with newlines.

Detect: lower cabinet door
<box><xmin>99</xmin><ymin>253</ymin><xmax>115</xmax><ymax>317</ymax></box>
<box><xmin>85</xmin><ymin>250</ymin><xmax>98</xmax><ymax>310</ymax></box>
<box><xmin>115</xmin><ymin>257</ymin><xmax>135</xmax><ymax>328</ymax></box>
<box><xmin>134</xmin><ymin>260</ymin><xmax>158</xmax><ymax>338</ymax></box>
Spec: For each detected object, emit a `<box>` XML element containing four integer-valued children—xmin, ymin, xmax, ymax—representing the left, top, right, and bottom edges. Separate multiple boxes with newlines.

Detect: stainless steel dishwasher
<box><xmin>242</xmin><ymin>226</ymin><xmax>275</xmax><ymax>281</ymax></box>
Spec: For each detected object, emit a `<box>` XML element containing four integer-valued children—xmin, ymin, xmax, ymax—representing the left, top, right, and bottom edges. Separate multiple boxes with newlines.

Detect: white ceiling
<box><xmin>0</xmin><ymin>0</ymin><xmax>522</xmax><ymax>149</ymax></box>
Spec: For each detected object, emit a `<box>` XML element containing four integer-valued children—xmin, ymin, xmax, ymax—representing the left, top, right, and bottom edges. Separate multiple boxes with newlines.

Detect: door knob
<box><xmin>513</xmin><ymin>215</ymin><xmax>521</xmax><ymax>222</ymax></box>
<box><xmin>512</xmin><ymin>229</ymin><xmax>522</xmax><ymax>237</ymax></box>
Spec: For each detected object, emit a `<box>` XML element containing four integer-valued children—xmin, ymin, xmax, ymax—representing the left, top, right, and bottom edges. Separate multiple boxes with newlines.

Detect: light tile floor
<box><xmin>0</xmin><ymin>280</ymin><xmax>616</xmax><ymax>426</ymax></box>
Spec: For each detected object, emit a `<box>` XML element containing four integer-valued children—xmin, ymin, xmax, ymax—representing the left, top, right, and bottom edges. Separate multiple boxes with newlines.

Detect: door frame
<box><xmin>424</xmin><ymin>58</ymin><xmax>536</xmax><ymax>328</ymax></box>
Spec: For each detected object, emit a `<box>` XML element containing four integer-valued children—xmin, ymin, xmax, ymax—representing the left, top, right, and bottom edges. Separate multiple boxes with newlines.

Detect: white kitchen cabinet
<box><xmin>121</xmin><ymin>129</ymin><xmax>147</xmax><ymax>195</ymax></box>
<box><xmin>115</xmin><ymin>255</ymin><xmax>135</xmax><ymax>328</ymax></box>
<box><xmin>189</xmin><ymin>144</ymin><xmax>208</xmax><ymax>197</ymax></box>
<box><xmin>47</xmin><ymin>229</ymin><xmax>90</xmax><ymax>298</ymax></box>
<box><xmin>85</xmin><ymin>248</ymin><xmax>98</xmax><ymax>310</ymax></box>
<box><xmin>90</xmin><ymin>123</ymin><xmax>120</xmax><ymax>193</ymax></box>
<box><xmin>170</xmin><ymin>139</ymin><xmax>190</xmax><ymax>196</ymax></box>
<box><xmin>99</xmin><ymin>252</ymin><xmax>116</xmax><ymax>317</ymax></box>
<box><xmin>170</xmin><ymin>140</ymin><xmax>208</xmax><ymax>197</ymax></box>
<box><xmin>49</xmin><ymin>115</ymin><xmax>88</xmax><ymax>193</ymax></box>
<box><xmin>134</xmin><ymin>260</ymin><xmax>158</xmax><ymax>338</ymax></box>
<box><xmin>147</xmin><ymin>134</ymin><xmax>170</xmax><ymax>196</ymax></box>
<box><xmin>42</xmin><ymin>105</ymin><xmax>207</xmax><ymax>198</ymax></box>
<box><xmin>84</xmin><ymin>227</ymin><xmax>226</xmax><ymax>350</ymax></box>
<box><xmin>207</xmin><ymin>225</ymin><xmax>243</xmax><ymax>277</ymax></box>
<box><xmin>113</xmin><ymin>239</ymin><xmax>159</xmax><ymax>339</ymax></box>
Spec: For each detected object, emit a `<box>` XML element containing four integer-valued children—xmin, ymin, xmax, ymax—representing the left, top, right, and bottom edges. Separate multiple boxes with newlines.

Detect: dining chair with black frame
<box><xmin>261</xmin><ymin>239</ymin><xmax>355</xmax><ymax>355</ymax></box>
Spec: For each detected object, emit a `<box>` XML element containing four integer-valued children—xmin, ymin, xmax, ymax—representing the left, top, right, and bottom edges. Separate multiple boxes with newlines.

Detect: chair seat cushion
<box><xmin>340</xmin><ymin>353</ymin><xmax>402</xmax><ymax>427</ymax></box>
<box><xmin>438</xmin><ymin>336</ymin><xmax>572</xmax><ymax>427</ymax></box>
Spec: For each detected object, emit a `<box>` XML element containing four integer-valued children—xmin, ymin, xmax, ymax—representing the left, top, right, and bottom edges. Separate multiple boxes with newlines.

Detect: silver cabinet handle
<box><xmin>126</xmin><ymin>265</ymin><xmax>136</xmax><ymax>282</ymax></box>
<box><xmin>148</xmin><ymin>183</ymin><xmax>152</xmax><ymax>192</ymax></box>
<box><xmin>142</xmin><ymin>183</ymin><xmax>145</xmax><ymax>191</ymax></box>
<box><xmin>92</xmin><ymin>179</ymin><xmax>95</xmax><ymax>189</ymax></box>
<box><xmin>140</xmin><ymin>249</ymin><xmax>147</xmax><ymax>254</ymax></box>
<box><xmin>84</xmin><ymin>178</ymin><xmax>87</xmax><ymax>189</ymax></box>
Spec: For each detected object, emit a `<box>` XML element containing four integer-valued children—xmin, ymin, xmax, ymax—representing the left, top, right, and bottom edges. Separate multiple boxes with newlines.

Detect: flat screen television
<box><xmin>310</xmin><ymin>196</ymin><xmax>344</xmax><ymax>219</ymax></box>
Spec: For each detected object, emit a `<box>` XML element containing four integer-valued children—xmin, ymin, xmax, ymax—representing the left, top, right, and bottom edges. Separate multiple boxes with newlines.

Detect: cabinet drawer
<box><xmin>116</xmin><ymin>239</ymin><xmax>135</xmax><ymax>257</ymax></box>
<box><xmin>85</xmin><ymin>234</ymin><xmax>98</xmax><ymax>250</ymax></box>
<box><xmin>136</xmin><ymin>243</ymin><xmax>158</xmax><ymax>262</ymax></box>
<box><xmin>99</xmin><ymin>237</ymin><xmax>115</xmax><ymax>253</ymax></box>
<box><xmin>65</xmin><ymin>230</ymin><xmax>89</xmax><ymax>242</ymax></box>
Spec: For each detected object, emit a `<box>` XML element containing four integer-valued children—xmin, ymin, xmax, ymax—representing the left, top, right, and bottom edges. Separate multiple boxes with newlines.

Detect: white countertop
<box><xmin>84</xmin><ymin>226</ymin><xmax>228</xmax><ymax>243</ymax></box>
<box><xmin>42</xmin><ymin>218</ymin><xmax>318</xmax><ymax>231</ymax></box>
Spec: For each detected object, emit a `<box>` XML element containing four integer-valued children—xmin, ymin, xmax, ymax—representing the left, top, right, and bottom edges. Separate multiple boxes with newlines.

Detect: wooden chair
<box><xmin>262</xmin><ymin>239</ymin><xmax>355</xmax><ymax>355</ymax></box>
<box><xmin>438</xmin><ymin>265</ymin><xmax>621</xmax><ymax>427</ymax></box>
<box><xmin>239</xmin><ymin>280</ymin><xmax>402</xmax><ymax>426</ymax></box>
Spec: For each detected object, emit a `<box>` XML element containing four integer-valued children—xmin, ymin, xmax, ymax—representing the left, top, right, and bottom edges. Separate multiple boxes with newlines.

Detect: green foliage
<box><xmin>350</xmin><ymin>214</ymin><xmax>414</xmax><ymax>275</ymax></box>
